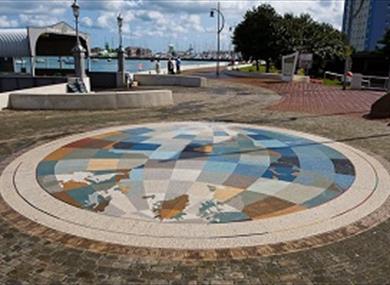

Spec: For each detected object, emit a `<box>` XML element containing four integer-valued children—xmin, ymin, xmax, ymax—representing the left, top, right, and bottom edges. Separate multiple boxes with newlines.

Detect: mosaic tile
<box><xmin>144</xmin><ymin>168</ymin><xmax>173</xmax><ymax>180</ymax></box>
<box><xmin>303</xmin><ymin>183</ymin><xmax>343</xmax><ymax>208</ymax></box>
<box><xmin>197</xmin><ymin>171</ymin><xmax>231</xmax><ymax>186</ymax></box>
<box><xmin>36</xmin><ymin>123</ymin><xmax>357</xmax><ymax>224</ymax></box>
<box><xmin>87</xmin><ymin>159</ymin><xmax>119</xmax><ymax>171</ymax></box>
<box><xmin>171</xmin><ymin>169</ymin><xmax>201</xmax><ymax>181</ymax></box>
<box><xmin>122</xmin><ymin>127</ymin><xmax>153</xmax><ymax>135</ymax></box>
<box><xmin>117</xmin><ymin>158</ymin><xmax>147</xmax><ymax>169</ymax></box>
<box><xmin>52</xmin><ymin>191</ymin><xmax>82</xmax><ymax>207</ymax></box>
<box><xmin>36</xmin><ymin>160</ymin><xmax>57</xmax><ymax>177</ymax></box>
<box><xmin>247</xmin><ymin>178</ymin><xmax>290</xmax><ymax>196</ymax></box>
<box><xmin>223</xmin><ymin>174</ymin><xmax>258</xmax><ymax>189</ymax></box>
<box><xmin>273</xmin><ymin>183</ymin><xmax>324</xmax><ymax>204</ymax></box>
<box><xmin>187</xmin><ymin>182</ymin><xmax>214</xmax><ymax>199</ymax></box>
<box><xmin>331</xmin><ymin>158</ymin><xmax>356</xmax><ymax>176</ymax></box>
<box><xmin>333</xmin><ymin>173</ymin><xmax>355</xmax><ymax>190</ymax></box>
<box><xmin>67</xmin><ymin>186</ymin><xmax>96</xmax><ymax>207</ymax></box>
<box><xmin>66</xmin><ymin>138</ymin><xmax>112</xmax><ymax>149</ymax></box>
<box><xmin>173</xmin><ymin>159</ymin><xmax>206</xmax><ymax>170</ymax></box>
<box><xmin>233</xmin><ymin>163</ymin><xmax>267</xmax><ymax>177</ymax></box>
<box><xmin>243</xmin><ymin>196</ymin><xmax>297</xmax><ymax>219</ymax></box>
<box><xmin>54</xmin><ymin>159</ymin><xmax>90</xmax><ymax>174</ymax></box>
<box><xmin>213</xmin><ymin>186</ymin><xmax>245</xmax><ymax>203</ymax></box>
<box><xmin>239</xmin><ymin>152</ymin><xmax>270</xmax><ymax>166</ymax></box>
<box><xmin>44</xmin><ymin>147</ymin><xmax>75</xmax><ymax>161</ymax></box>
<box><xmin>129</xmin><ymin>167</ymin><xmax>144</xmax><ymax>181</ymax></box>
<box><xmin>165</xmin><ymin>181</ymin><xmax>193</xmax><ymax>200</ymax></box>
<box><xmin>204</xmin><ymin>161</ymin><xmax>237</xmax><ymax>174</ymax></box>
<box><xmin>37</xmin><ymin>175</ymin><xmax>63</xmax><ymax>193</ymax></box>
<box><xmin>63</xmin><ymin>148</ymin><xmax>100</xmax><ymax>159</ymax></box>
<box><xmin>254</xmin><ymin>139</ymin><xmax>289</xmax><ymax>149</ymax></box>
<box><xmin>149</xmin><ymin>151</ymin><xmax>179</xmax><ymax>160</ymax></box>
<box><xmin>174</xmin><ymin>134</ymin><xmax>196</xmax><ymax>140</ymax></box>
<box><xmin>227</xmin><ymin>191</ymin><xmax>268</xmax><ymax>209</ymax></box>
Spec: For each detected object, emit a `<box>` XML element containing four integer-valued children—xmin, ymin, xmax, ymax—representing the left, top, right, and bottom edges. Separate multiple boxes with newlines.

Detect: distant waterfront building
<box><xmin>342</xmin><ymin>0</ymin><xmax>390</xmax><ymax>51</ymax></box>
<box><xmin>168</xmin><ymin>44</ymin><xmax>175</xmax><ymax>56</ymax></box>
<box><xmin>125</xmin><ymin>46</ymin><xmax>152</xmax><ymax>58</ymax></box>
<box><xmin>90</xmin><ymin>47</ymin><xmax>103</xmax><ymax>56</ymax></box>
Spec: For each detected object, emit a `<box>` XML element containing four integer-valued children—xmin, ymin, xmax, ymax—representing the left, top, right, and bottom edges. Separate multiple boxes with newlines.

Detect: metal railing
<box><xmin>324</xmin><ymin>71</ymin><xmax>351</xmax><ymax>83</ymax></box>
<box><xmin>324</xmin><ymin>71</ymin><xmax>389</xmax><ymax>91</ymax></box>
<box><xmin>361</xmin><ymin>75</ymin><xmax>389</xmax><ymax>91</ymax></box>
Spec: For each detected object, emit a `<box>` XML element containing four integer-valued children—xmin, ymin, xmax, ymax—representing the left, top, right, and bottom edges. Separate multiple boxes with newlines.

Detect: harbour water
<box><xmin>15</xmin><ymin>57</ymin><xmax>217</xmax><ymax>73</ymax></box>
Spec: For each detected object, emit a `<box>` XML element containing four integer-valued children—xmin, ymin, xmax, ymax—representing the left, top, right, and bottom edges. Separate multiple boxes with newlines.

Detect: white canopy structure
<box><xmin>0</xmin><ymin>22</ymin><xmax>90</xmax><ymax>75</ymax></box>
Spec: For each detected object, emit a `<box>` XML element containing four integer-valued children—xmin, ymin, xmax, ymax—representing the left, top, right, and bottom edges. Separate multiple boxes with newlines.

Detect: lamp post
<box><xmin>71</xmin><ymin>0</ymin><xmax>86</xmax><ymax>80</ymax></box>
<box><xmin>116</xmin><ymin>14</ymin><xmax>125</xmax><ymax>88</ymax></box>
<box><xmin>210</xmin><ymin>1</ymin><xmax>225</xmax><ymax>77</ymax></box>
<box><xmin>117</xmin><ymin>13</ymin><xmax>126</xmax><ymax>88</ymax></box>
<box><xmin>229</xmin><ymin>26</ymin><xmax>235</xmax><ymax>65</ymax></box>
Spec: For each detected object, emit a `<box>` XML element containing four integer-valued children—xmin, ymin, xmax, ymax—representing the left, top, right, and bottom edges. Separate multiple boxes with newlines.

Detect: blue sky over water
<box><xmin>0</xmin><ymin>0</ymin><xmax>345</xmax><ymax>52</ymax></box>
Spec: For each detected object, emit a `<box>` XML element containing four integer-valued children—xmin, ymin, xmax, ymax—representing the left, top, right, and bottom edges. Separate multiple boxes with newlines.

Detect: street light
<box><xmin>71</xmin><ymin>0</ymin><xmax>86</xmax><ymax>80</ymax></box>
<box><xmin>117</xmin><ymin>13</ymin><xmax>126</xmax><ymax>88</ymax></box>
<box><xmin>229</xmin><ymin>26</ymin><xmax>236</xmax><ymax>64</ymax></box>
<box><xmin>117</xmin><ymin>13</ymin><xmax>123</xmax><ymax>50</ymax></box>
<box><xmin>210</xmin><ymin>1</ymin><xmax>225</xmax><ymax>77</ymax></box>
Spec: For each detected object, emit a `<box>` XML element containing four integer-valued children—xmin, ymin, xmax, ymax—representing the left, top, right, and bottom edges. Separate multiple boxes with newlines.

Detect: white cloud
<box><xmin>0</xmin><ymin>1</ymin><xmax>66</xmax><ymax>15</ymax></box>
<box><xmin>263</xmin><ymin>0</ymin><xmax>344</xmax><ymax>30</ymax></box>
<box><xmin>0</xmin><ymin>16</ymin><xmax>19</xmax><ymax>28</ymax></box>
<box><xmin>0</xmin><ymin>0</ymin><xmax>345</xmax><ymax>50</ymax></box>
<box><xmin>96</xmin><ymin>13</ymin><xmax>115</xmax><ymax>29</ymax></box>
<box><xmin>81</xmin><ymin>16</ymin><xmax>93</xmax><ymax>27</ymax></box>
<box><xmin>19</xmin><ymin>14</ymin><xmax>59</xmax><ymax>27</ymax></box>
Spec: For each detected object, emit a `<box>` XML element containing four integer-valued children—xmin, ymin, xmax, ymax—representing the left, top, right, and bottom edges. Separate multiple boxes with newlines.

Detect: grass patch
<box><xmin>323</xmin><ymin>78</ymin><xmax>342</xmax><ymax>86</ymax></box>
<box><xmin>239</xmin><ymin>65</ymin><xmax>279</xmax><ymax>74</ymax></box>
<box><xmin>240</xmin><ymin>65</ymin><xmax>266</xmax><ymax>73</ymax></box>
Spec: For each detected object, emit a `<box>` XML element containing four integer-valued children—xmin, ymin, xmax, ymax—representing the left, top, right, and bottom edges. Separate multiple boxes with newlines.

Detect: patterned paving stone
<box><xmin>224</xmin><ymin>78</ymin><xmax>385</xmax><ymax>116</ymax></box>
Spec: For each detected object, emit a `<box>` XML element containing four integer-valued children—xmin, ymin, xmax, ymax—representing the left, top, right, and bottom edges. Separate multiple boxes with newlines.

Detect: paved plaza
<box><xmin>0</xmin><ymin>78</ymin><xmax>390</xmax><ymax>284</ymax></box>
<box><xmin>225</xmin><ymin>78</ymin><xmax>385</xmax><ymax>116</ymax></box>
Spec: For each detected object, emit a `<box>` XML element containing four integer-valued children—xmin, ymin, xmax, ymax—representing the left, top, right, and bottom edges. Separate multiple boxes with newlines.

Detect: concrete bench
<box><xmin>8</xmin><ymin>90</ymin><xmax>173</xmax><ymax>110</ymax></box>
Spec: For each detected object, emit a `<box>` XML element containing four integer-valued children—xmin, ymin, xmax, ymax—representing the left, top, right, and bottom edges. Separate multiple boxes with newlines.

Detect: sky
<box><xmin>0</xmin><ymin>0</ymin><xmax>346</xmax><ymax>52</ymax></box>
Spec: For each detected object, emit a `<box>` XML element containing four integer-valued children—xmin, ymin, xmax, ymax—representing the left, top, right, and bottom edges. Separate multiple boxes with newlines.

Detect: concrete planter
<box><xmin>9</xmin><ymin>90</ymin><xmax>173</xmax><ymax>110</ymax></box>
<box><xmin>134</xmin><ymin>74</ymin><xmax>207</xmax><ymax>87</ymax></box>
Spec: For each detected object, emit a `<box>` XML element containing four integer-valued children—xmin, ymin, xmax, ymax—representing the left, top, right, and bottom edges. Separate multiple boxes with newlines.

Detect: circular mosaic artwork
<box><xmin>2</xmin><ymin>122</ymin><xmax>389</xmax><ymax>249</ymax></box>
<box><xmin>36</xmin><ymin>123</ymin><xmax>356</xmax><ymax>224</ymax></box>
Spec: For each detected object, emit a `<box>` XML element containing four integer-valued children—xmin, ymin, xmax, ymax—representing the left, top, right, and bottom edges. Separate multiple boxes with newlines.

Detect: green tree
<box><xmin>233</xmin><ymin>6</ymin><xmax>349</xmax><ymax>75</ymax></box>
<box><xmin>278</xmin><ymin>14</ymin><xmax>315</xmax><ymax>55</ymax></box>
<box><xmin>232</xmin><ymin>4</ymin><xmax>282</xmax><ymax>72</ymax></box>
<box><xmin>279</xmin><ymin>13</ymin><xmax>348</xmax><ymax>75</ymax></box>
<box><xmin>378</xmin><ymin>29</ymin><xmax>390</xmax><ymax>57</ymax></box>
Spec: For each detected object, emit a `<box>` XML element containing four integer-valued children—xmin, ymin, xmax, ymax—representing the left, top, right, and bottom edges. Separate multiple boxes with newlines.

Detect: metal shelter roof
<box><xmin>0</xmin><ymin>29</ymin><xmax>30</xmax><ymax>57</ymax></box>
<box><xmin>0</xmin><ymin>22</ymin><xmax>90</xmax><ymax>58</ymax></box>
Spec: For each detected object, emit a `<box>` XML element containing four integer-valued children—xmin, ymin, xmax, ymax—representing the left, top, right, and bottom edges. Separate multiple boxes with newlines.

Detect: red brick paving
<box><xmin>226</xmin><ymin>78</ymin><xmax>385</xmax><ymax>116</ymax></box>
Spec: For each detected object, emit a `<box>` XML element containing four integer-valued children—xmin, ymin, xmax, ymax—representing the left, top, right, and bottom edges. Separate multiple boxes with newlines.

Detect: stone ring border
<box><xmin>1</xmin><ymin>122</ymin><xmax>390</xmax><ymax>253</ymax></box>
